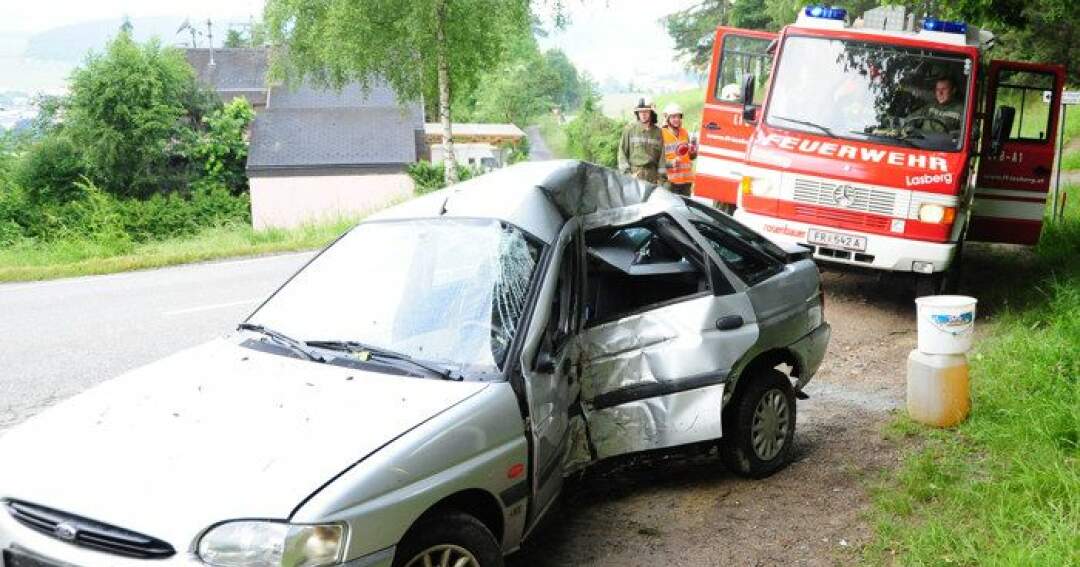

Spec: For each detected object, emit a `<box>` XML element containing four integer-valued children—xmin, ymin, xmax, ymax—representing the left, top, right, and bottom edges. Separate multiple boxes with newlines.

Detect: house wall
<box><xmin>430</xmin><ymin>143</ymin><xmax>510</xmax><ymax>168</ymax></box>
<box><xmin>249</xmin><ymin>172</ymin><xmax>415</xmax><ymax>229</ymax></box>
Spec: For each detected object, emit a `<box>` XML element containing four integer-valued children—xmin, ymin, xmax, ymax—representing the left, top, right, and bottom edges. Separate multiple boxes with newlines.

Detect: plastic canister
<box><xmin>915</xmin><ymin>295</ymin><xmax>977</xmax><ymax>354</ymax></box>
<box><xmin>906</xmin><ymin>350</ymin><xmax>970</xmax><ymax>427</ymax></box>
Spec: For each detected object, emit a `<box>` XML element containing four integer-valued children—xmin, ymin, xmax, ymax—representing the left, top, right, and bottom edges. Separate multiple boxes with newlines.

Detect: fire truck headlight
<box><xmin>918</xmin><ymin>204</ymin><xmax>955</xmax><ymax>224</ymax></box>
<box><xmin>741</xmin><ymin>175</ymin><xmax>777</xmax><ymax>197</ymax></box>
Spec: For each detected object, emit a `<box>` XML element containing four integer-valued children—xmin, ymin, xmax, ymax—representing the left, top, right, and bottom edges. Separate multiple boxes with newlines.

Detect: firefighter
<box><xmin>910</xmin><ymin>76</ymin><xmax>963</xmax><ymax>134</ymax></box>
<box><xmin>618</xmin><ymin>98</ymin><xmax>665</xmax><ymax>184</ymax></box>
<box><xmin>661</xmin><ymin>103</ymin><xmax>697</xmax><ymax>196</ymax></box>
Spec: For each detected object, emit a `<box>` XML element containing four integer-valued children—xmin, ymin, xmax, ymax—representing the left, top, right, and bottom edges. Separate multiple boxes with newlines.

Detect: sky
<box><xmin>0</xmin><ymin>0</ymin><xmax>702</xmax><ymax>93</ymax></box>
<box><xmin>537</xmin><ymin>0</ymin><xmax>701</xmax><ymax>88</ymax></box>
<box><xmin>0</xmin><ymin>0</ymin><xmax>265</xmax><ymax>35</ymax></box>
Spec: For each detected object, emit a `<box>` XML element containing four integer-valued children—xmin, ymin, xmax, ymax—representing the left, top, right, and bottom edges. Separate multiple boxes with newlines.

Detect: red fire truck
<box><xmin>694</xmin><ymin>5</ymin><xmax>1066</xmax><ymax>294</ymax></box>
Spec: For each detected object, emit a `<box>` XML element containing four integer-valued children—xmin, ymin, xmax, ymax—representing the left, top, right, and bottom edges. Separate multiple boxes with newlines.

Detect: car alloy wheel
<box><xmin>751</xmin><ymin>388</ymin><xmax>790</xmax><ymax>461</ymax></box>
<box><xmin>404</xmin><ymin>544</ymin><xmax>480</xmax><ymax>567</ymax></box>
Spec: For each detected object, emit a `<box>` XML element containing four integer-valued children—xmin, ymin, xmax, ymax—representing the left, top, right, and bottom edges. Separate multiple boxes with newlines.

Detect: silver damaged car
<box><xmin>0</xmin><ymin>160</ymin><xmax>830</xmax><ymax>567</ymax></box>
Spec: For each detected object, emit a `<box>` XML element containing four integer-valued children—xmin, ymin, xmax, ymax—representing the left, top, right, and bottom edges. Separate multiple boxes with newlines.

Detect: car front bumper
<box><xmin>0</xmin><ymin>509</ymin><xmax>397</xmax><ymax>567</ymax></box>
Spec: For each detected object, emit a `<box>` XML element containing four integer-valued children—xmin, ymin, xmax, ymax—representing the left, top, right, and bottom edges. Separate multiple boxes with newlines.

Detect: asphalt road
<box><xmin>0</xmin><ymin>252</ymin><xmax>315</xmax><ymax>433</ymax></box>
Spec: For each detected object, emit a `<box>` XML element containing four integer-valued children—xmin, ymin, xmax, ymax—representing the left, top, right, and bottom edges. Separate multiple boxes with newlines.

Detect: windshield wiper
<box><xmin>771</xmin><ymin>115</ymin><xmax>837</xmax><ymax>138</ymax></box>
<box><xmin>306</xmin><ymin>340</ymin><xmax>463</xmax><ymax>381</ymax></box>
<box><xmin>849</xmin><ymin>129</ymin><xmax>920</xmax><ymax>148</ymax></box>
<box><xmin>238</xmin><ymin>323</ymin><xmax>326</xmax><ymax>363</ymax></box>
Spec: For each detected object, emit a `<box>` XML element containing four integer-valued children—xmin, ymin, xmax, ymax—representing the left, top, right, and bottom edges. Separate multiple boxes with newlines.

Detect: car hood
<box><xmin>0</xmin><ymin>337</ymin><xmax>487</xmax><ymax>549</ymax></box>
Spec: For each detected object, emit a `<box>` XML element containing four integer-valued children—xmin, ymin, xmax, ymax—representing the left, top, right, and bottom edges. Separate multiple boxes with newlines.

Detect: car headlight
<box><xmin>197</xmin><ymin>521</ymin><xmax>346</xmax><ymax>567</ymax></box>
<box><xmin>917</xmin><ymin>204</ymin><xmax>955</xmax><ymax>224</ymax></box>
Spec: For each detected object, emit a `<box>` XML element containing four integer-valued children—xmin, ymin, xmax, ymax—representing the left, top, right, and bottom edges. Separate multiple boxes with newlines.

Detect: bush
<box><xmin>0</xmin><ymin>179</ymin><xmax>250</xmax><ymax>245</ymax></box>
<box><xmin>188</xmin><ymin>98</ymin><xmax>256</xmax><ymax>193</ymax></box>
<box><xmin>564</xmin><ymin>100</ymin><xmax>624</xmax><ymax>168</ymax></box>
<box><xmin>14</xmin><ymin>134</ymin><xmax>87</xmax><ymax>202</ymax></box>
<box><xmin>407</xmin><ymin>161</ymin><xmax>484</xmax><ymax>195</ymax></box>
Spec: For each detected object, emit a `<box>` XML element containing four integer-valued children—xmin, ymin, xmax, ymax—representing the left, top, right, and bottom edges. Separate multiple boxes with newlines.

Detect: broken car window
<box><xmin>584</xmin><ymin>218</ymin><xmax>709</xmax><ymax>325</ymax></box>
<box><xmin>693</xmin><ymin>221</ymin><xmax>782</xmax><ymax>286</ymax></box>
<box><xmin>247</xmin><ymin>219</ymin><xmax>541</xmax><ymax>377</ymax></box>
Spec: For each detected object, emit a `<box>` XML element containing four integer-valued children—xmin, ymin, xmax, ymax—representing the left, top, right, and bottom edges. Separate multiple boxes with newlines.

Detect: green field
<box><xmin>0</xmin><ymin>217</ymin><xmax>362</xmax><ymax>283</ymax></box>
<box><xmin>866</xmin><ymin>185</ymin><xmax>1080</xmax><ymax>565</ymax></box>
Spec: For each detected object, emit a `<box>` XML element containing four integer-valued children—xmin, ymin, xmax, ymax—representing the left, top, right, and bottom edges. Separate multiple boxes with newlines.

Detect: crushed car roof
<box><xmin>367</xmin><ymin>160</ymin><xmax>680</xmax><ymax>244</ymax></box>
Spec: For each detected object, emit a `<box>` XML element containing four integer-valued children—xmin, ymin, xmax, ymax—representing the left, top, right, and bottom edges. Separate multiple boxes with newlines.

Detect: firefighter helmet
<box><xmin>634</xmin><ymin>97</ymin><xmax>656</xmax><ymax>112</ymax></box>
<box><xmin>663</xmin><ymin>103</ymin><xmax>684</xmax><ymax>117</ymax></box>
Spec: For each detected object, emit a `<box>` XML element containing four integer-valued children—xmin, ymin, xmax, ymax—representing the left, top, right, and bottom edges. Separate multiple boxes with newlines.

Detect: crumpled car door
<box><xmin>564</xmin><ymin>210</ymin><xmax>759</xmax><ymax>469</ymax></box>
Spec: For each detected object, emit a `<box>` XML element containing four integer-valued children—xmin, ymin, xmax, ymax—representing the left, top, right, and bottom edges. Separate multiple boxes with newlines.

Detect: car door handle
<box><xmin>1034</xmin><ymin>165</ymin><xmax>1051</xmax><ymax>175</ymax></box>
<box><xmin>716</xmin><ymin>315</ymin><xmax>744</xmax><ymax>330</ymax></box>
<box><xmin>705</xmin><ymin>122</ymin><xmax>721</xmax><ymax>130</ymax></box>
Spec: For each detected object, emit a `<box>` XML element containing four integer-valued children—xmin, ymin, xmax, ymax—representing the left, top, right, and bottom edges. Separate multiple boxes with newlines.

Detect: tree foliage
<box><xmin>564</xmin><ymin>96</ymin><xmax>623</xmax><ymax>168</ymax></box>
<box><xmin>189</xmin><ymin>98</ymin><xmax>256</xmax><ymax>193</ymax></box>
<box><xmin>464</xmin><ymin>41</ymin><xmax>588</xmax><ymax>126</ymax></box>
<box><xmin>63</xmin><ymin>29</ymin><xmax>216</xmax><ymax>197</ymax></box>
<box><xmin>264</xmin><ymin>0</ymin><xmax>532</xmax><ymax>182</ymax></box>
<box><xmin>664</xmin><ymin>0</ymin><xmax>1079</xmax><ymax>82</ymax></box>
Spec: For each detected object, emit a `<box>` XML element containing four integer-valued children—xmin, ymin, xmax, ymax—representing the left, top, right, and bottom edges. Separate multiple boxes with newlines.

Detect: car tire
<box><xmin>720</xmin><ymin>368</ymin><xmax>797</xmax><ymax>479</ymax></box>
<box><xmin>393</xmin><ymin>511</ymin><xmax>504</xmax><ymax>567</ymax></box>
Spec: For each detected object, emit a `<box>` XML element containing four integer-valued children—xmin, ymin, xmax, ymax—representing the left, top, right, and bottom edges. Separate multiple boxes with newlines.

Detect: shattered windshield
<box><xmin>248</xmin><ymin>219</ymin><xmax>542</xmax><ymax>377</ymax></box>
<box><xmin>766</xmin><ymin>35</ymin><xmax>972</xmax><ymax>151</ymax></box>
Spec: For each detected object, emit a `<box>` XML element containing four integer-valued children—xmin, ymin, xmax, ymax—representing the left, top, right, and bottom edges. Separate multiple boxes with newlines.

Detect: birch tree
<box><xmin>264</xmin><ymin>0</ymin><xmax>531</xmax><ymax>183</ymax></box>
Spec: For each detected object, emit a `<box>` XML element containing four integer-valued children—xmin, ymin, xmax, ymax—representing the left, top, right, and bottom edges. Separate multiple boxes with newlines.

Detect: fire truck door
<box><xmin>970</xmin><ymin>61</ymin><xmax>1065</xmax><ymax>245</ymax></box>
<box><xmin>696</xmin><ymin>27</ymin><xmax>776</xmax><ymax>205</ymax></box>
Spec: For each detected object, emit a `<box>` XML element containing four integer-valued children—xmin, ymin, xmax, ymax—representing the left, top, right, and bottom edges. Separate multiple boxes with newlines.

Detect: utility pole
<box><xmin>207</xmin><ymin>19</ymin><xmax>215</xmax><ymax>66</ymax></box>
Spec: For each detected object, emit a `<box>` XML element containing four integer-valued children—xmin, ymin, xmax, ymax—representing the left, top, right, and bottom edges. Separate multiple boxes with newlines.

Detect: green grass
<box><xmin>655</xmin><ymin>88</ymin><xmax>706</xmax><ymax>134</ymax></box>
<box><xmin>0</xmin><ymin>216</ymin><xmax>363</xmax><ymax>282</ymax></box>
<box><xmin>536</xmin><ymin>114</ymin><xmax>569</xmax><ymax>159</ymax></box>
<box><xmin>1062</xmin><ymin>101</ymin><xmax>1080</xmax><ymax>171</ymax></box>
<box><xmin>865</xmin><ymin>185</ymin><xmax>1080</xmax><ymax>565</ymax></box>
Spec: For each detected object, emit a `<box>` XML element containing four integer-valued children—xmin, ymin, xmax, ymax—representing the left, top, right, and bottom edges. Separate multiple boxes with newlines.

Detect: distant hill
<box><xmin>25</xmin><ymin>16</ymin><xmax>246</xmax><ymax>64</ymax></box>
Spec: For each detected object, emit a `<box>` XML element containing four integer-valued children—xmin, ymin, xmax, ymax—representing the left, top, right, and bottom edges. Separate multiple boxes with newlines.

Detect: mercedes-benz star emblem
<box><xmin>833</xmin><ymin>185</ymin><xmax>854</xmax><ymax>208</ymax></box>
<box><xmin>55</xmin><ymin>522</ymin><xmax>78</xmax><ymax>541</ymax></box>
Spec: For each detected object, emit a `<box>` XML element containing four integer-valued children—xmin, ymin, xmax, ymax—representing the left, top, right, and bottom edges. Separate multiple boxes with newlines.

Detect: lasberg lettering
<box><xmin>905</xmin><ymin>173</ymin><xmax>954</xmax><ymax>187</ymax></box>
<box><xmin>759</xmin><ymin>134</ymin><xmax>948</xmax><ymax>172</ymax></box>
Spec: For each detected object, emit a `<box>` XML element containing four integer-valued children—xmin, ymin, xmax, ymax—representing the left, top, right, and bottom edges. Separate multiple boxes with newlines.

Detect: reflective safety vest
<box><xmin>662</xmin><ymin>126</ymin><xmax>694</xmax><ymax>185</ymax></box>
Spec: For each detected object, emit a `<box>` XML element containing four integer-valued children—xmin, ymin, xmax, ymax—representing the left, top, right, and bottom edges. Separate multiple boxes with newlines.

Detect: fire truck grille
<box><xmin>793</xmin><ymin>178</ymin><xmax>896</xmax><ymax>217</ymax></box>
<box><xmin>792</xmin><ymin>205</ymin><xmax>891</xmax><ymax>232</ymax></box>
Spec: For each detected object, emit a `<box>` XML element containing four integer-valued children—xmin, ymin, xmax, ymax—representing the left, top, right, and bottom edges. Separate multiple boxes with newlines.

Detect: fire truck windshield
<box><xmin>766</xmin><ymin>35</ymin><xmax>972</xmax><ymax>152</ymax></box>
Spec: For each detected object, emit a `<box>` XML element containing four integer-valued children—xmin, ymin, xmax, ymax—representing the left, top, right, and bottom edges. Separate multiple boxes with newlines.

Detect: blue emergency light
<box><xmin>804</xmin><ymin>5</ymin><xmax>847</xmax><ymax>21</ymax></box>
<box><xmin>922</xmin><ymin>18</ymin><xmax>968</xmax><ymax>34</ymax></box>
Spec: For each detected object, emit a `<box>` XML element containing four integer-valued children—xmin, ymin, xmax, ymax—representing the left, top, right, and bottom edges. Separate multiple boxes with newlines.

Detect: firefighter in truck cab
<box><xmin>661</xmin><ymin>103</ymin><xmax>698</xmax><ymax>196</ymax></box>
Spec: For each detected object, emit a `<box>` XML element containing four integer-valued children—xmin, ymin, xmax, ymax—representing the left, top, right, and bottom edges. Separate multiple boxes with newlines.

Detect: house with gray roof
<box><xmin>186</xmin><ymin>48</ymin><xmax>424</xmax><ymax>229</ymax></box>
<box><xmin>185</xmin><ymin>48</ymin><xmax>270</xmax><ymax>109</ymax></box>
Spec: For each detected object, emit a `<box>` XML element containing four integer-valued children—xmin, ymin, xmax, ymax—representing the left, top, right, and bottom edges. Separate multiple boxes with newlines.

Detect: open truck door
<box><xmin>696</xmin><ymin>27</ymin><xmax>776</xmax><ymax>206</ymax></box>
<box><xmin>970</xmin><ymin>60</ymin><xmax>1066</xmax><ymax>245</ymax></box>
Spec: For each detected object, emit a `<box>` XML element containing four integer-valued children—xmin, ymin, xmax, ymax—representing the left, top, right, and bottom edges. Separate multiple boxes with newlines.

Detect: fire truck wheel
<box><xmin>940</xmin><ymin>234</ymin><xmax>966</xmax><ymax>294</ymax></box>
<box><xmin>720</xmin><ymin>368</ymin><xmax>797</xmax><ymax>479</ymax></box>
<box><xmin>914</xmin><ymin>273</ymin><xmax>943</xmax><ymax>298</ymax></box>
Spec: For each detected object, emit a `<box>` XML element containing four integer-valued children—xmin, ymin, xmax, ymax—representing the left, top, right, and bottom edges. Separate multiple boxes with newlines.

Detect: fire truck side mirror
<box><xmin>741</xmin><ymin>75</ymin><xmax>757</xmax><ymax>123</ymax></box>
<box><xmin>989</xmin><ymin>106</ymin><xmax>1016</xmax><ymax>156</ymax></box>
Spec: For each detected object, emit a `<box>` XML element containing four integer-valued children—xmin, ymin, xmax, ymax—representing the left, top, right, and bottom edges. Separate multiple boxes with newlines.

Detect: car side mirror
<box><xmin>535</xmin><ymin>350</ymin><xmax>556</xmax><ymax>374</ymax></box>
<box><xmin>741</xmin><ymin>75</ymin><xmax>757</xmax><ymax>123</ymax></box>
<box><xmin>989</xmin><ymin>105</ymin><xmax>1015</xmax><ymax>156</ymax></box>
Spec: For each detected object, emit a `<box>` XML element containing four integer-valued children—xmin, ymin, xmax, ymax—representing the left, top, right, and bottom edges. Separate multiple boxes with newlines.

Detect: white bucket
<box><xmin>915</xmin><ymin>295</ymin><xmax>978</xmax><ymax>354</ymax></box>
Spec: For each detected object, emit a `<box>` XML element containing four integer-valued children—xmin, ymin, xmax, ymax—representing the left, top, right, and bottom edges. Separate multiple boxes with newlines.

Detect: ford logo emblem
<box><xmin>55</xmin><ymin>522</ymin><xmax>78</xmax><ymax>541</ymax></box>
